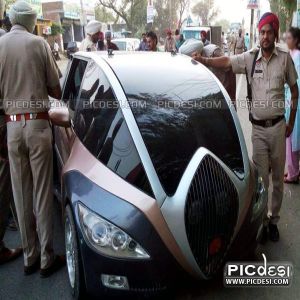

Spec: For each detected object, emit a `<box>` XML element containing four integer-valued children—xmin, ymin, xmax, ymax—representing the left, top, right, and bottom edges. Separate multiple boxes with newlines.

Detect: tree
<box><xmin>269</xmin><ymin>0</ymin><xmax>297</xmax><ymax>35</ymax></box>
<box><xmin>50</xmin><ymin>22</ymin><xmax>64</xmax><ymax>36</ymax></box>
<box><xmin>214</xmin><ymin>19</ymin><xmax>230</xmax><ymax>33</ymax></box>
<box><xmin>95</xmin><ymin>4</ymin><xmax>115</xmax><ymax>24</ymax></box>
<box><xmin>177</xmin><ymin>0</ymin><xmax>189</xmax><ymax>29</ymax></box>
<box><xmin>98</xmin><ymin>0</ymin><xmax>147</xmax><ymax>35</ymax></box>
<box><xmin>192</xmin><ymin>0</ymin><xmax>219</xmax><ymax>26</ymax></box>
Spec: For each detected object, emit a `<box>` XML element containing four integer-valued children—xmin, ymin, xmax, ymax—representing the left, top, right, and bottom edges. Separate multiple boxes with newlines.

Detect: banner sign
<box><xmin>147</xmin><ymin>5</ymin><xmax>154</xmax><ymax>24</ymax></box>
<box><xmin>247</xmin><ymin>0</ymin><xmax>259</xmax><ymax>10</ymax></box>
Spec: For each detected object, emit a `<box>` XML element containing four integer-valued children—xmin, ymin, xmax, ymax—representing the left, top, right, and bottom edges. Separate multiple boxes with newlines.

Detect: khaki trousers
<box><xmin>7</xmin><ymin>119</ymin><xmax>54</xmax><ymax>268</ymax></box>
<box><xmin>0</xmin><ymin>159</ymin><xmax>13</xmax><ymax>251</ymax></box>
<box><xmin>252</xmin><ymin>120</ymin><xmax>286</xmax><ymax>225</ymax></box>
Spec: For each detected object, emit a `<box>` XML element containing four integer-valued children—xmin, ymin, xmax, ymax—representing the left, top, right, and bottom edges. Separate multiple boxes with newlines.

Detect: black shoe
<box><xmin>259</xmin><ymin>225</ymin><xmax>268</xmax><ymax>245</ymax></box>
<box><xmin>269</xmin><ymin>224</ymin><xmax>279</xmax><ymax>242</ymax></box>
<box><xmin>24</xmin><ymin>256</ymin><xmax>40</xmax><ymax>275</ymax></box>
<box><xmin>40</xmin><ymin>255</ymin><xmax>66</xmax><ymax>278</ymax></box>
<box><xmin>0</xmin><ymin>247</ymin><xmax>22</xmax><ymax>265</ymax></box>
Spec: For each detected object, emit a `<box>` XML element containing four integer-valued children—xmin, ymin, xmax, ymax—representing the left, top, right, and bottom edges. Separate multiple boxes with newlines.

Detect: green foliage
<box><xmin>50</xmin><ymin>22</ymin><xmax>64</xmax><ymax>36</ymax></box>
<box><xmin>269</xmin><ymin>0</ymin><xmax>297</xmax><ymax>34</ymax></box>
<box><xmin>192</xmin><ymin>0</ymin><xmax>219</xmax><ymax>26</ymax></box>
<box><xmin>95</xmin><ymin>4</ymin><xmax>115</xmax><ymax>23</ymax></box>
<box><xmin>98</xmin><ymin>0</ymin><xmax>147</xmax><ymax>35</ymax></box>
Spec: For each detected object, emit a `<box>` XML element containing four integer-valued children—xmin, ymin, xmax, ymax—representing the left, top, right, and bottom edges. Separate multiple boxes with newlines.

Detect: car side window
<box><xmin>63</xmin><ymin>58</ymin><xmax>88</xmax><ymax>119</ymax></box>
<box><xmin>74</xmin><ymin>61</ymin><xmax>154</xmax><ymax>198</ymax></box>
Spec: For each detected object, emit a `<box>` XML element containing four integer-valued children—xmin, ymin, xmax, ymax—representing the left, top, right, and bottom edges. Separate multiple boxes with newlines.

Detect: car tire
<box><xmin>65</xmin><ymin>204</ymin><xmax>86</xmax><ymax>299</ymax></box>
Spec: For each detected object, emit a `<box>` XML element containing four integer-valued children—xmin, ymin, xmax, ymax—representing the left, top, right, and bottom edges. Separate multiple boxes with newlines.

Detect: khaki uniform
<box><xmin>164</xmin><ymin>37</ymin><xmax>176</xmax><ymax>52</ymax></box>
<box><xmin>230</xmin><ymin>46</ymin><xmax>298</xmax><ymax>224</ymax></box>
<box><xmin>235</xmin><ymin>35</ymin><xmax>245</xmax><ymax>55</ymax></box>
<box><xmin>0</xmin><ymin>25</ymin><xmax>60</xmax><ymax>268</ymax></box>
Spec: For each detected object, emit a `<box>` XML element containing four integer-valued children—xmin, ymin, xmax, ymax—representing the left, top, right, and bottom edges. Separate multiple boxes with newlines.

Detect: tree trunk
<box><xmin>0</xmin><ymin>0</ymin><xmax>5</xmax><ymax>20</ymax></box>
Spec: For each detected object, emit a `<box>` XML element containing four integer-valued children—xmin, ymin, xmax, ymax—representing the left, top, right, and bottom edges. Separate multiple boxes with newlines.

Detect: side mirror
<box><xmin>48</xmin><ymin>100</ymin><xmax>71</xmax><ymax>128</ymax></box>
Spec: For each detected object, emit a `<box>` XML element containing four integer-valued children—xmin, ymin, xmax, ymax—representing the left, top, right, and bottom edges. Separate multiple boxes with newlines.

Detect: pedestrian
<box><xmin>80</xmin><ymin>20</ymin><xmax>102</xmax><ymax>52</ymax></box>
<box><xmin>245</xmin><ymin>32</ymin><xmax>250</xmax><ymax>51</ymax></box>
<box><xmin>234</xmin><ymin>29</ymin><xmax>245</xmax><ymax>54</ymax></box>
<box><xmin>284</xmin><ymin>27</ymin><xmax>300</xmax><ymax>184</ymax></box>
<box><xmin>176</xmin><ymin>34</ymin><xmax>185</xmax><ymax>52</ymax></box>
<box><xmin>146</xmin><ymin>31</ymin><xmax>159</xmax><ymax>52</ymax></box>
<box><xmin>53</xmin><ymin>39</ymin><xmax>60</xmax><ymax>60</ymax></box>
<box><xmin>230</xmin><ymin>31</ymin><xmax>236</xmax><ymax>55</ymax></box>
<box><xmin>138</xmin><ymin>33</ymin><xmax>148</xmax><ymax>51</ymax></box>
<box><xmin>0</xmin><ymin>1</ymin><xmax>65</xmax><ymax>276</ymax></box>
<box><xmin>192</xmin><ymin>12</ymin><xmax>299</xmax><ymax>243</ymax></box>
<box><xmin>200</xmin><ymin>30</ymin><xmax>210</xmax><ymax>46</ymax></box>
<box><xmin>164</xmin><ymin>29</ymin><xmax>176</xmax><ymax>52</ymax></box>
<box><xmin>105</xmin><ymin>31</ymin><xmax>119</xmax><ymax>51</ymax></box>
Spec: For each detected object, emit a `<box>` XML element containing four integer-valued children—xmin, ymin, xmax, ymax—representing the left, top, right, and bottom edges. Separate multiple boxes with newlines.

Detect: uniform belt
<box><xmin>5</xmin><ymin>112</ymin><xmax>49</xmax><ymax>123</ymax></box>
<box><xmin>250</xmin><ymin>115</ymin><xmax>285</xmax><ymax>128</ymax></box>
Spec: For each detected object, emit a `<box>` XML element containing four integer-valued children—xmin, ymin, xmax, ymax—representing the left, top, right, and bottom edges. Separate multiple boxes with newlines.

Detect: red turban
<box><xmin>258</xmin><ymin>12</ymin><xmax>279</xmax><ymax>38</ymax></box>
<box><xmin>200</xmin><ymin>30</ymin><xmax>207</xmax><ymax>38</ymax></box>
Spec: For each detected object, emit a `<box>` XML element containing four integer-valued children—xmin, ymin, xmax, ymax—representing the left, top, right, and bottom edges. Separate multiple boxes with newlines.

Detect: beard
<box><xmin>260</xmin><ymin>40</ymin><xmax>275</xmax><ymax>52</ymax></box>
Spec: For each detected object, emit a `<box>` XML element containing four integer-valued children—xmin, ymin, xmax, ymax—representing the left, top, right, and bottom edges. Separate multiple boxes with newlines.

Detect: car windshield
<box><xmin>113</xmin><ymin>41</ymin><xmax>126</xmax><ymax>51</ymax></box>
<box><xmin>110</xmin><ymin>55</ymin><xmax>244</xmax><ymax>196</ymax></box>
<box><xmin>183</xmin><ymin>30</ymin><xmax>201</xmax><ymax>40</ymax></box>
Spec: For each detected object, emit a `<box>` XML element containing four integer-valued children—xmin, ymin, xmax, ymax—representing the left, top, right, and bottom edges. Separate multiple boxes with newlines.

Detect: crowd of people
<box><xmin>0</xmin><ymin>0</ymin><xmax>299</xmax><ymax>289</ymax></box>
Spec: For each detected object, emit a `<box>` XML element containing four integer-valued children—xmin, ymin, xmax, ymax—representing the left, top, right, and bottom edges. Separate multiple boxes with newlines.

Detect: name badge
<box><xmin>253</xmin><ymin>62</ymin><xmax>264</xmax><ymax>79</ymax></box>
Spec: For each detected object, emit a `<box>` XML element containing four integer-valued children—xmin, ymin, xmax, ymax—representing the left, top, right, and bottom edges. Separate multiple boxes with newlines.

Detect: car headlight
<box><xmin>78</xmin><ymin>203</ymin><xmax>150</xmax><ymax>259</ymax></box>
<box><xmin>251</xmin><ymin>176</ymin><xmax>266</xmax><ymax>222</ymax></box>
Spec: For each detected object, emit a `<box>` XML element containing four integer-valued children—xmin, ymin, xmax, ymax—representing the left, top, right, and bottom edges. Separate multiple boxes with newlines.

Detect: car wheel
<box><xmin>65</xmin><ymin>204</ymin><xmax>86</xmax><ymax>299</ymax></box>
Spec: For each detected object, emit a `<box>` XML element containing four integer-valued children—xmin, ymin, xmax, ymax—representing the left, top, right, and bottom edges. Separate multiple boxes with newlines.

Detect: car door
<box><xmin>54</xmin><ymin>56</ymin><xmax>88</xmax><ymax>173</ymax></box>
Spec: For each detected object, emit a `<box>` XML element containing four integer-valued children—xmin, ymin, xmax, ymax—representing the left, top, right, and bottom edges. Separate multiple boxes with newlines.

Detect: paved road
<box><xmin>1</xmin><ymin>67</ymin><xmax>299</xmax><ymax>300</ymax></box>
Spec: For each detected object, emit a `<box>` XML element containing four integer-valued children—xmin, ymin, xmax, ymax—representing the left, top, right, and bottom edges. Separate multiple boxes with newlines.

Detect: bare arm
<box><xmin>192</xmin><ymin>53</ymin><xmax>232</xmax><ymax>69</ymax></box>
<box><xmin>48</xmin><ymin>84</ymin><xmax>62</xmax><ymax>100</ymax></box>
<box><xmin>286</xmin><ymin>83</ymin><xmax>299</xmax><ymax>137</ymax></box>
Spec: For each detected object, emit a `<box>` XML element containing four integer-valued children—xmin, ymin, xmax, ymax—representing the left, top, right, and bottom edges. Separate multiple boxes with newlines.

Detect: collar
<box><xmin>10</xmin><ymin>24</ymin><xmax>28</xmax><ymax>32</ymax></box>
<box><xmin>256</xmin><ymin>45</ymin><xmax>278</xmax><ymax>61</ymax></box>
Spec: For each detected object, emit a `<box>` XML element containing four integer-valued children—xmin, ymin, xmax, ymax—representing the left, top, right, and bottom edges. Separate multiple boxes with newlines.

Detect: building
<box><xmin>43</xmin><ymin>0</ymin><xmax>88</xmax><ymax>50</ymax></box>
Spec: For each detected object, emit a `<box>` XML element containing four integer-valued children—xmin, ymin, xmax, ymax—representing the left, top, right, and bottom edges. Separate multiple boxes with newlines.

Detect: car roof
<box><xmin>74</xmin><ymin>51</ymin><xmax>217</xmax><ymax>92</ymax></box>
<box><xmin>112</xmin><ymin>38</ymin><xmax>140</xmax><ymax>42</ymax></box>
<box><xmin>75</xmin><ymin>51</ymin><xmax>204</xmax><ymax>71</ymax></box>
<box><xmin>182</xmin><ymin>26</ymin><xmax>210</xmax><ymax>31</ymax></box>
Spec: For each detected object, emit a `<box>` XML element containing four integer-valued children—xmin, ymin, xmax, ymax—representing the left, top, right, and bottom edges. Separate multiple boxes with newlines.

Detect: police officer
<box><xmin>193</xmin><ymin>12</ymin><xmax>299</xmax><ymax>242</ymax></box>
<box><xmin>0</xmin><ymin>1</ymin><xmax>64</xmax><ymax>276</ymax></box>
<box><xmin>0</xmin><ymin>25</ymin><xmax>22</xmax><ymax>265</ymax></box>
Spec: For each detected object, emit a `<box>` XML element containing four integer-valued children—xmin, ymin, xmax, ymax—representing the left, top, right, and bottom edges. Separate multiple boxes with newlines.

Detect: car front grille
<box><xmin>184</xmin><ymin>155</ymin><xmax>239</xmax><ymax>277</ymax></box>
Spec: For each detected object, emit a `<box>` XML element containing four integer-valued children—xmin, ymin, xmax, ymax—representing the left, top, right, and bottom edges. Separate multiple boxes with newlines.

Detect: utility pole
<box><xmin>80</xmin><ymin>0</ymin><xmax>87</xmax><ymax>38</ymax></box>
<box><xmin>169</xmin><ymin>0</ymin><xmax>172</xmax><ymax>29</ymax></box>
<box><xmin>250</xmin><ymin>8</ymin><xmax>254</xmax><ymax>48</ymax></box>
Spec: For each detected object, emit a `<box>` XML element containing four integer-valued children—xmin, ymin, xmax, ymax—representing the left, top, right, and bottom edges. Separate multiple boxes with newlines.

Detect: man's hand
<box><xmin>286</xmin><ymin>123</ymin><xmax>294</xmax><ymax>138</ymax></box>
<box><xmin>192</xmin><ymin>52</ymin><xmax>204</xmax><ymax>63</ymax></box>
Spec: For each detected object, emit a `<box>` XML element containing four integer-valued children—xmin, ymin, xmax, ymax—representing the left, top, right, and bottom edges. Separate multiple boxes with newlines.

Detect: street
<box><xmin>0</xmin><ymin>69</ymin><xmax>300</xmax><ymax>300</ymax></box>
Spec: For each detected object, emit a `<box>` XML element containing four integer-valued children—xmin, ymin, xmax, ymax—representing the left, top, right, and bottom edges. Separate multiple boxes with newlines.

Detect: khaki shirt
<box><xmin>164</xmin><ymin>37</ymin><xmax>176</xmax><ymax>52</ymax></box>
<box><xmin>230</xmin><ymin>45</ymin><xmax>298</xmax><ymax>120</ymax></box>
<box><xmin>0</xmin><ymin>25</ymin><xmax>60</xmax><ymax>115</ymax></box>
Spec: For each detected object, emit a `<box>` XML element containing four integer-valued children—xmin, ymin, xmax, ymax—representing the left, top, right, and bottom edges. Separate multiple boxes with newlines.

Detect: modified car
<box><xmin>52</xmin><ymin>51</ymin><xmax>267</xmax><ymax>299</ymax></box>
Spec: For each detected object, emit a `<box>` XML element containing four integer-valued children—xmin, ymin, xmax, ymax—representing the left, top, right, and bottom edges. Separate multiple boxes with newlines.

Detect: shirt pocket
<box><xmin>270</xmin><ymin>74</ymin><xmax>285</xmax><ymax>92</ymax></box>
